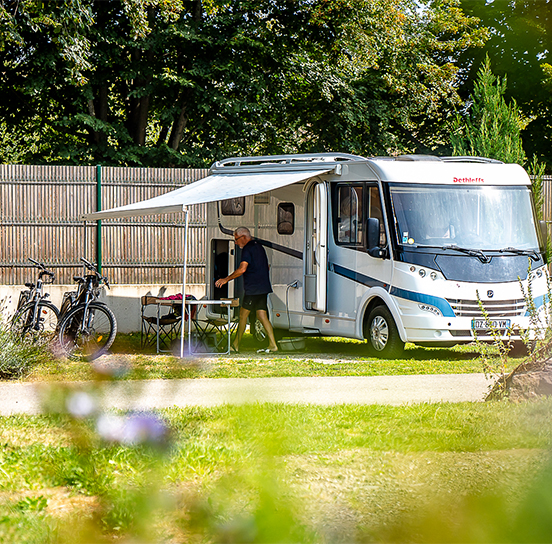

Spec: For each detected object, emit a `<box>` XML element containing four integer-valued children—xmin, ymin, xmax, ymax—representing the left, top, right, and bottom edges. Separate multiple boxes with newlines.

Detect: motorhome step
<box><xmin>289</xmin><ymin>328</ymin><xmax>320</xmax><ymax>335</ymax></box>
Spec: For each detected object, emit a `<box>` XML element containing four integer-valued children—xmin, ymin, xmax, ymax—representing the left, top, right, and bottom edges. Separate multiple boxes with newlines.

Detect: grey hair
<box><xmin>234</xmin><ymin>227</ymin><xmax>251</xmax><ymax>238</ymax></box>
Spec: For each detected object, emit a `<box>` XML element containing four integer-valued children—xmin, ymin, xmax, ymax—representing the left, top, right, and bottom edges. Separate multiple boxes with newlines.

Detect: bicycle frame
<box><xmin>12</xmin><ymin>258</ymin><xmax>57</xmax><ymax>335</ymax></box>
<box><xmin>57</xmin><ymin>257</ymin><xmax>117</xmax><ymax>359</ymax></box>
<box><xmin>59</xmin><ymin>257</ymin><xmax>112</xmax><ymax>336</ymax></box>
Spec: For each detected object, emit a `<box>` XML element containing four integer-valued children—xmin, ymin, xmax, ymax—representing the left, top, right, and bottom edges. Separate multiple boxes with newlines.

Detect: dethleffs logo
<box><xmin>453</xmin><ymin>176</ymin><xmax>484</xmax><ymax>183</ymax></box>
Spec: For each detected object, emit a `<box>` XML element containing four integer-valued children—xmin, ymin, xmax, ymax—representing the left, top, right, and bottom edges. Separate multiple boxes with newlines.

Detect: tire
<box><xmin>248</xmin><ymin>314</ymin><xmax>269</xmax><ymax>348</ymax></box>
<box><xmin>58</xmin><ymin>302</ymin><xmax>117</xmax><ymax>360</ymax></box>
<box><xmin>365</xmin><ymin>305</ymin><xmax>405</xmax><ymax>359</ymax></box>
<box><xmin>11</xmin><ymin>301</ymin><xmax>60</xmax><ymax>342</ymax></box>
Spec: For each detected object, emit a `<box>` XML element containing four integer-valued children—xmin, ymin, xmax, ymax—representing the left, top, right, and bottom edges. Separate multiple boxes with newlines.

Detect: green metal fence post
<box><xmin>96</xmin><ymin>164</ymin><xmax>102</xmax><ymax>273</ymax></box>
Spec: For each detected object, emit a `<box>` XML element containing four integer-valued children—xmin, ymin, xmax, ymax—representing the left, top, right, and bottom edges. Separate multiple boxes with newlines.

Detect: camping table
<box><xmin>185</xmin><ymin>299</ymin><xmax>237</xmax><ymax>355</ymax></box>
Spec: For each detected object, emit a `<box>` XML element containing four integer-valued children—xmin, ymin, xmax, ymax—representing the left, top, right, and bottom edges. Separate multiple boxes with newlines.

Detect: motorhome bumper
<box><xmin>400</xmin><ymin>315</ymin><xmax>535</xmax><ymax>344</ymax></box>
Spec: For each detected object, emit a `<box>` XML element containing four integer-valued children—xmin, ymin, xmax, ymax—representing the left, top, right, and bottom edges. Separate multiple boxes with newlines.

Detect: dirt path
<box><xmin>0</xmin><ymin>373</ymin><xmax>489</xmax><ymax>415</ymax></box>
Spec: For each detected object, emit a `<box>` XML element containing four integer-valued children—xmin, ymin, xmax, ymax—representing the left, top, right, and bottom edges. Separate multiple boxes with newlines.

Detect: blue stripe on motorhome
<box><xmin>525</xmin><ymin>294</ymin><xmax>548</xmax><ymax>315</ymax></box>
<box><xmin>389</xmin><ymin>287</ymin><xmax>456</xmax><ymax>317</ymax></box>
<box><xmin>256</xmin><ymin>239</ymin><xmax>303</xmax><ymax>260</ymax></box>
<box><xmin>329</xmin><ymin>262</ymin><xmax>389</xmax><ymax>290</ymax></box>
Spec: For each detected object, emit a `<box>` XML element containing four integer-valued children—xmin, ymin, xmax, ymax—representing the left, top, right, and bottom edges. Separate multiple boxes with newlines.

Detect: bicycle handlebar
<box><xmin>79</xmin><ymin>257</ymin><xmax>110</xmax><ymax>289</ymax></box>
<box><xmin>28</xmin><ymin>258</ymin><xmax>55</xmax><ymax>283</ymax></box>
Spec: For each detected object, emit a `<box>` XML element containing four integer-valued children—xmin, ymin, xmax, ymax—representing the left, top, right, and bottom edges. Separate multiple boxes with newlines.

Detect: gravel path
<box><xmin>0</xmin><ymin>373</ymin><xmax>490</xmax><ymax>415</ymax></box>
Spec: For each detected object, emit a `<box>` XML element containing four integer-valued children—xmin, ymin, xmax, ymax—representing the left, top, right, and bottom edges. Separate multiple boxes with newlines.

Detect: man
<box><xmin>215</xmin><ymin>227</ymin><xmax>278</xmax><ymax>353</ymax></box>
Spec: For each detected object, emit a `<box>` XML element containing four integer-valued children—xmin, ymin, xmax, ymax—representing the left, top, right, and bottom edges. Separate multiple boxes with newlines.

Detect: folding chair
<box><xmin>191</xmin><ymin>299</ymin><xmax>239</xmax><ymax>354</ymax></box>
<box><xmin>140</xmin><ymin>295</ymin><xmax>183</xmax><ymax>353</ymax></box>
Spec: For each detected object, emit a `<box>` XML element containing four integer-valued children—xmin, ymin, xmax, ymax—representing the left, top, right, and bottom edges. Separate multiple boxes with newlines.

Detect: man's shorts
<box><xmin>242</xmin><ymin>294</ymin><xmax>269</xmax><ymax>313</ymax></box>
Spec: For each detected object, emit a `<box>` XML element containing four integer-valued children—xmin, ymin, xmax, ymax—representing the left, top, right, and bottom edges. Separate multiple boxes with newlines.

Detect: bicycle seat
<box><xmin>25</xmin><ymin>282</ymin><xmax>34</xmax><ymax>289</ymax></box>
<box><xmin>73</xmin><ymin>276</ymin><xmax>85</xmax><ymax>282</ymax></box>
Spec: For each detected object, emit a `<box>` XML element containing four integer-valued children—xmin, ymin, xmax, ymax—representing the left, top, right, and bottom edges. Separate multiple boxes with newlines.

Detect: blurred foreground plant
<box><xmin>0</xmin><ymin>299</ymin><xmax>54</xmax><ymax>378</ymax></box>
<box><xmin>475</xmin><ymin>259</ymin><xmax>552</xmax><ymax>399</ymax></box>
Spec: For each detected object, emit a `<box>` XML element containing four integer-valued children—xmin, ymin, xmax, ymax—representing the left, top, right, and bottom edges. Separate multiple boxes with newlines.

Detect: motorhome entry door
<box><xmin>305</xmin><ymin>182</ymin><xmax>327</xmax><ymax>312</ymax></box>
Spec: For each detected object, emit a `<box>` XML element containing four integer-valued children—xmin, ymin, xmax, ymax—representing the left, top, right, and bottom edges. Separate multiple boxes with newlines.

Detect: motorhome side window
<box><xmin>220</xmin><ymin>197</ymin><xmax>245</xmax><ymax>216</ymax></box>
<box><xmin>336</xmin><ymin>185</ymin><xmax>363</xmax><ymax>245</ymax></box>
<box><xmin>277</xmin><ymin>203</ymin><xmax>294</xmax><ymax>235</ymax></box>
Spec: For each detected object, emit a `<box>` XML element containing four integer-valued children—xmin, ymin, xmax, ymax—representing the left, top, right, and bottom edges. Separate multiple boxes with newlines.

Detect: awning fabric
<box><xmin>82</xmin><ymin>169</ymin><xmax>331</xmax><ymax>220</ymax></box>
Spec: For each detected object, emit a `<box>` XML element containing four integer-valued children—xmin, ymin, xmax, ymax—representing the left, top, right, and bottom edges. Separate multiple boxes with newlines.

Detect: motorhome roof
<box><xmin>211</xmin><ymin>153</ymin><xmax>503</xmax><ymax>170</ymax></box>
<box><xmin>211</xmin><ymin>153</ymin><xmax>530</xmax><ymax>186</ymax></box>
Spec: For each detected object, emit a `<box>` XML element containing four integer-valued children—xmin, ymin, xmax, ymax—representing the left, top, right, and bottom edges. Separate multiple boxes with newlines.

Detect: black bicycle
<box><xmin>11</xmin><ymin>259</ymin><xmax>59</xmax><ymax>341</ymax></box>
<box><xmin>57</xmin><ymin>258</ymin><xmax>117</xmax><ymax>360</ymax></box>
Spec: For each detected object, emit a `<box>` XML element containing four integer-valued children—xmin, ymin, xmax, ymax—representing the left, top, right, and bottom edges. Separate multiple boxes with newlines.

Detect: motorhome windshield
<box><xmin>389</xmin><ymin>184</ymin><xmax>539</xmax><ymax>251</ymax></box>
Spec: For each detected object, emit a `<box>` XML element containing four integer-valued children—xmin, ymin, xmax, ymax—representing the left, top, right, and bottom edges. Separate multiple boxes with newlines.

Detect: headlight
<box><xmin>418</xmin><ymin>303</ymin><xmax>442</xmax><ymax>316</ymax></box>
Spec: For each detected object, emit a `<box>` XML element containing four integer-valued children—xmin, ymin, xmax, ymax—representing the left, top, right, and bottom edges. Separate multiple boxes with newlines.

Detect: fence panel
<box><xmin>0</xmin><ymin>165</ymin><xmax>209</xmax><ymax>285</ymax></box>
<box><xmin>2</xmin><ymin>166</ymin><xmax>551</xmax><ymax>286</ymax></box>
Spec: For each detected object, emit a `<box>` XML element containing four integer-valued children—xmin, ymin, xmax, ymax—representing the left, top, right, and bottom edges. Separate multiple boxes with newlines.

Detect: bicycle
<box><xmin>57</xmin><ymin>257</ymin><xmax>117</xmax><ymax>360</ymax></box>
<box><xmin>11</xmin><ymin>258</ymin><xmax>59</xmax><ymax>341</ymax></box>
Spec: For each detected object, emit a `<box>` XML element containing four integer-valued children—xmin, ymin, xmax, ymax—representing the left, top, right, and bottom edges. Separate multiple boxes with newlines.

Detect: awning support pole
<box><xmin>179</xmin><ymin>208</ymin><xmax>189</xmax><ymax>359</ymax></box>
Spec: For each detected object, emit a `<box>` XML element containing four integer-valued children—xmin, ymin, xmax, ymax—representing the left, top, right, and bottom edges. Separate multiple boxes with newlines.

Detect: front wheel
<box><xmin>58</xmin><ymin>302</ymin><xmax>117</xmax><ymax>360</ymax></box>
<box><xmin>365</xmin><ymin>305</ymin><xmax>404</xmax><ymax>359</ymax></box>
<box><xmin>11</xmin><ymin>301</ymin><xmax>59</xmax><ymax>342</ymax></box>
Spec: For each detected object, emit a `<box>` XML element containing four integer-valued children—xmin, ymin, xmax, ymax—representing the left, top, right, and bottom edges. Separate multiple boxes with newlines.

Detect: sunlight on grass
<box><xmin>1</xmin><ymin>400</ymin><xmax>552</xmax><ymax>542</ymax></box>
<box><xmin>22</xmin><ymin>333</ymin><xmax>519</xmax><ymax>382</ymax></box>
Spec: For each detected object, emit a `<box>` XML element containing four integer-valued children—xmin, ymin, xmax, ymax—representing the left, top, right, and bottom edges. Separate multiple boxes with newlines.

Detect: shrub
<box><xmin>0</xmin><ymin>322</ymin><xmax>52</xmax><ymax>379</ymax></box>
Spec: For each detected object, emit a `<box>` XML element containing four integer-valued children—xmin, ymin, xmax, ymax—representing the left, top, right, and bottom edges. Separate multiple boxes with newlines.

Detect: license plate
<box><xmin>471</xmin><ymin>319</ymin><xmax>511</xmax><ymax>330</ymax></box>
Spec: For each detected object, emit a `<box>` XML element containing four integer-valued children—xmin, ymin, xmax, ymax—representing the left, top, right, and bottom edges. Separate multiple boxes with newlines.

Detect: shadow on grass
<box><xmin>110</xmin><ymin>332</ymin><xmax>481</xmax><ymax>362</ymax></box>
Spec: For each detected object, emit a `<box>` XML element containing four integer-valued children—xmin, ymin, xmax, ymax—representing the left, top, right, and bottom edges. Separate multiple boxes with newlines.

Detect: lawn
<box><xmin>1</xmin><ymin>331</ymin><xmax>542</xmax><ymax>543</ymax></box>
<box><xmin>21</xmin><ymin>332</ymin><xmax>519</xmax><ymax>382</ymax></box>
<box><xmin>0</xmin><ymin>399</ymin><xmax>551</xmax><ymax>543</ymax></box>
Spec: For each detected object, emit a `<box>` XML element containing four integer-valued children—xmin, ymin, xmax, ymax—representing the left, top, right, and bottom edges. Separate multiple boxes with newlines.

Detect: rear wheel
<box><xmin>249</xmin><ymin>314</ymin><xmax>269</xmax><ymax>348</ymax></box>
<box><xmin>11</xmin><ymin>301</ymin><xmax>59</xmax><ymax>343</ymax></box>
<box><xmin>58</xmin><ymin>302</ymin><xmax>117</xmax><ymax>360</ymax></box>
<box><xmin>365</xmin><ymin>305</ymin><xmax>404</xmax><ymax>359</ymax></box>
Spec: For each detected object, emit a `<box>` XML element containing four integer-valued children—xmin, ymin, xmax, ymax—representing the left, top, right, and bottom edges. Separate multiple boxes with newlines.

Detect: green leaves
<box><xmin>452</xmin><ymin>55</ymin><xmax>528</xmax><ymax>165</ymax></box>
<box><xmin>0</xmin><ymin>0</ymin><xmax>487</xmax><ymax>165</ymax></box>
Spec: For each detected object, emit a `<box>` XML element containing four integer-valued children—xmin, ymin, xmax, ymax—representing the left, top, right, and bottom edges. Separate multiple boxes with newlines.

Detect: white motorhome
<box><xmin>204</xmin><ymin>153</ymin><xmax>548</xmax><ymax>357</ymax></box>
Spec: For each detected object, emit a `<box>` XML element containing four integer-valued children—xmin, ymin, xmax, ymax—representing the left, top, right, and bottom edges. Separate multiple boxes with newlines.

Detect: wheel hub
<box><xmin>370</xmin><ymin>316</ymin><xmax>389</xmax><ymax>351</ymax></box>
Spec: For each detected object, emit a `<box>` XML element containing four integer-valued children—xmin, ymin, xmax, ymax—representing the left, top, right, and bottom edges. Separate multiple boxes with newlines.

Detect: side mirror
<box><xmin>367</xmin><ymin>217</ymin><xmax>386</xmax><ymax>258</ymax></box>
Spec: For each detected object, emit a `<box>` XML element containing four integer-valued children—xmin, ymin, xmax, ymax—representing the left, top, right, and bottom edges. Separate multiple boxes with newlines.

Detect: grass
<box><xmin>20</xmin><ymin>332</ymin><xmax>521</xmax><ymax>382</ymax></box>
<box><xmin>0</xmin><ymin>399</ymin><xmax>552</xmax><ymax>543</ymax></box>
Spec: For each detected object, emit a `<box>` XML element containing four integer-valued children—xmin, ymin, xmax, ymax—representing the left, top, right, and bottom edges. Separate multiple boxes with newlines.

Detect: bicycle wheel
<box><xmin>58</xmin><ymin>302</ymin><xmax>117</xmax><ymax>360</ymax></box>
<box><xmin>11</xmin><ymin>301</ymin><xmax>60</xmax><ymax>342</ymax></box>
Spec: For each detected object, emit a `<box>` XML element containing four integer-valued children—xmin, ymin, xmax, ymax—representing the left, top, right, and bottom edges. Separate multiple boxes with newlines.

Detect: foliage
<box><xmin>458</xmin><ymin>0</ymin><xmax>552</xmax><ymax>168</ymax></box>
<box><xmin>528</xmin><ymin>155</ymin><xmax>551</xmax><ymax>261</ymax></box>
<box><xmin>0</xmin><ymin>316</ymin><xmax>53</xmax><ymax>379</ymax></box>
<box><xmin>451</xmin><ymin>55</ymin><xmax>528</xmax><ymax>164</ymax></box>
<box><xmin>475</xmin><ymin>259</ymin><xmax>552</xmax><ymax>400</ymax></box>
<box><xmin>0</xmin><ymin>0</ymin><xmax>487</xmax><ymax>166</ymax></box>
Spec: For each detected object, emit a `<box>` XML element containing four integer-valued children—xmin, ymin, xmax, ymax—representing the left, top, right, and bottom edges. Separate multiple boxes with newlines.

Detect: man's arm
<box><xmin>215</xmin><ymin>261</ymin><xmax>248</xmax><ymax>288</ymax></box>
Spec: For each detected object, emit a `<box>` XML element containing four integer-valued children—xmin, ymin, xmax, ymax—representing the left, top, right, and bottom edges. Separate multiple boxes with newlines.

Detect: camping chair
<box><xmin>191</xmin><ymin>298</ymin><xmax>239</xmax><ymax>354</ymax></box>
<box><xmin>140</xmin><ymin>295</ymin><xmax>186</xmax><ymax>353</ymax></box>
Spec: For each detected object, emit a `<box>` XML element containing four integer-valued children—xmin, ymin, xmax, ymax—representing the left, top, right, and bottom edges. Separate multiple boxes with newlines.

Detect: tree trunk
<box><xmin>168</xmin><ymin>97</ymin><xmax>189</xmax><ymax>151</ymax></box>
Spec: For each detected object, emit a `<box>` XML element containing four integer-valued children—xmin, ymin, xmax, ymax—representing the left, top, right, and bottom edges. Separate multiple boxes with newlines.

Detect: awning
<box><xmin>82</xmin><ymin>169</ymin><xmax>331</xmax><ymax>220</ymax></box>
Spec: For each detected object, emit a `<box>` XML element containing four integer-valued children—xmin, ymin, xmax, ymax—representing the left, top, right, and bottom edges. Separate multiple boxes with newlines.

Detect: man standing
<box><xmin>215</xmin><ymin>227</ymin><xmax>278</xmax><ymax>353</ymax></box>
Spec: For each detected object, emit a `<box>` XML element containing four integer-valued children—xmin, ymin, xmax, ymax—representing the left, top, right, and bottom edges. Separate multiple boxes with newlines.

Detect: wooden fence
<box><xmin>1</xmin><ymin>166</ymin><xmax>551</xmax><ymax>286</ymax></box>
<box><xmin>0</xmin><ymin>165</ymin><xmax>209</xmax><ymax>285</ymax></box>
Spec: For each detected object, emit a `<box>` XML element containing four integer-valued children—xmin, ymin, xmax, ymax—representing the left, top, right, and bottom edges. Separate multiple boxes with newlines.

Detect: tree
<box><xmin>458</xmin><ymin>0</ymin><xmax>552</xmax><ymax>166</ymax></box>
<box><xmin>0</xmin><ymin>0</ymin><xmax>487</xmax><ymax>166</ymax></box>
<box><xmin>451</xmin><ymin>56</ymin><xmax>528</xmax><ymax>165</ymax></box>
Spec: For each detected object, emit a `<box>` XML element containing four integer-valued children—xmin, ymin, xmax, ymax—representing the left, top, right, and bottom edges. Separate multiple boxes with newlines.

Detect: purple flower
<box><xmin>96</xmin><ymin>411</ymin><xmax>169</xmax><ymax>447</ymax></box>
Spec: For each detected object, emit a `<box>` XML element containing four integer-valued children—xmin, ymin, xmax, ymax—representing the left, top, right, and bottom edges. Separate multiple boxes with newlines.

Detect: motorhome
<box><xmin>203</xmin><ymin>153</ymin><xmax>548</xmax><ymax>357</ymax></box>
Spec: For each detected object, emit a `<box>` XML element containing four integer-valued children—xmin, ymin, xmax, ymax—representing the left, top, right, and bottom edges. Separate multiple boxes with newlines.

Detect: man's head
<box><xmin>234</xmin><ymin>227</ymin><xmax>252</xmax><ymax>248</ymax></box>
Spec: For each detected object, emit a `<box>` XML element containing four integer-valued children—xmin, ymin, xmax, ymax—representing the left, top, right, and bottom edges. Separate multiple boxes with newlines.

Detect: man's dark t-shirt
<box><xmin>241</xmin><ymin>240</ymin><xmax>272</xmax><ymax>295</ymax></box>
